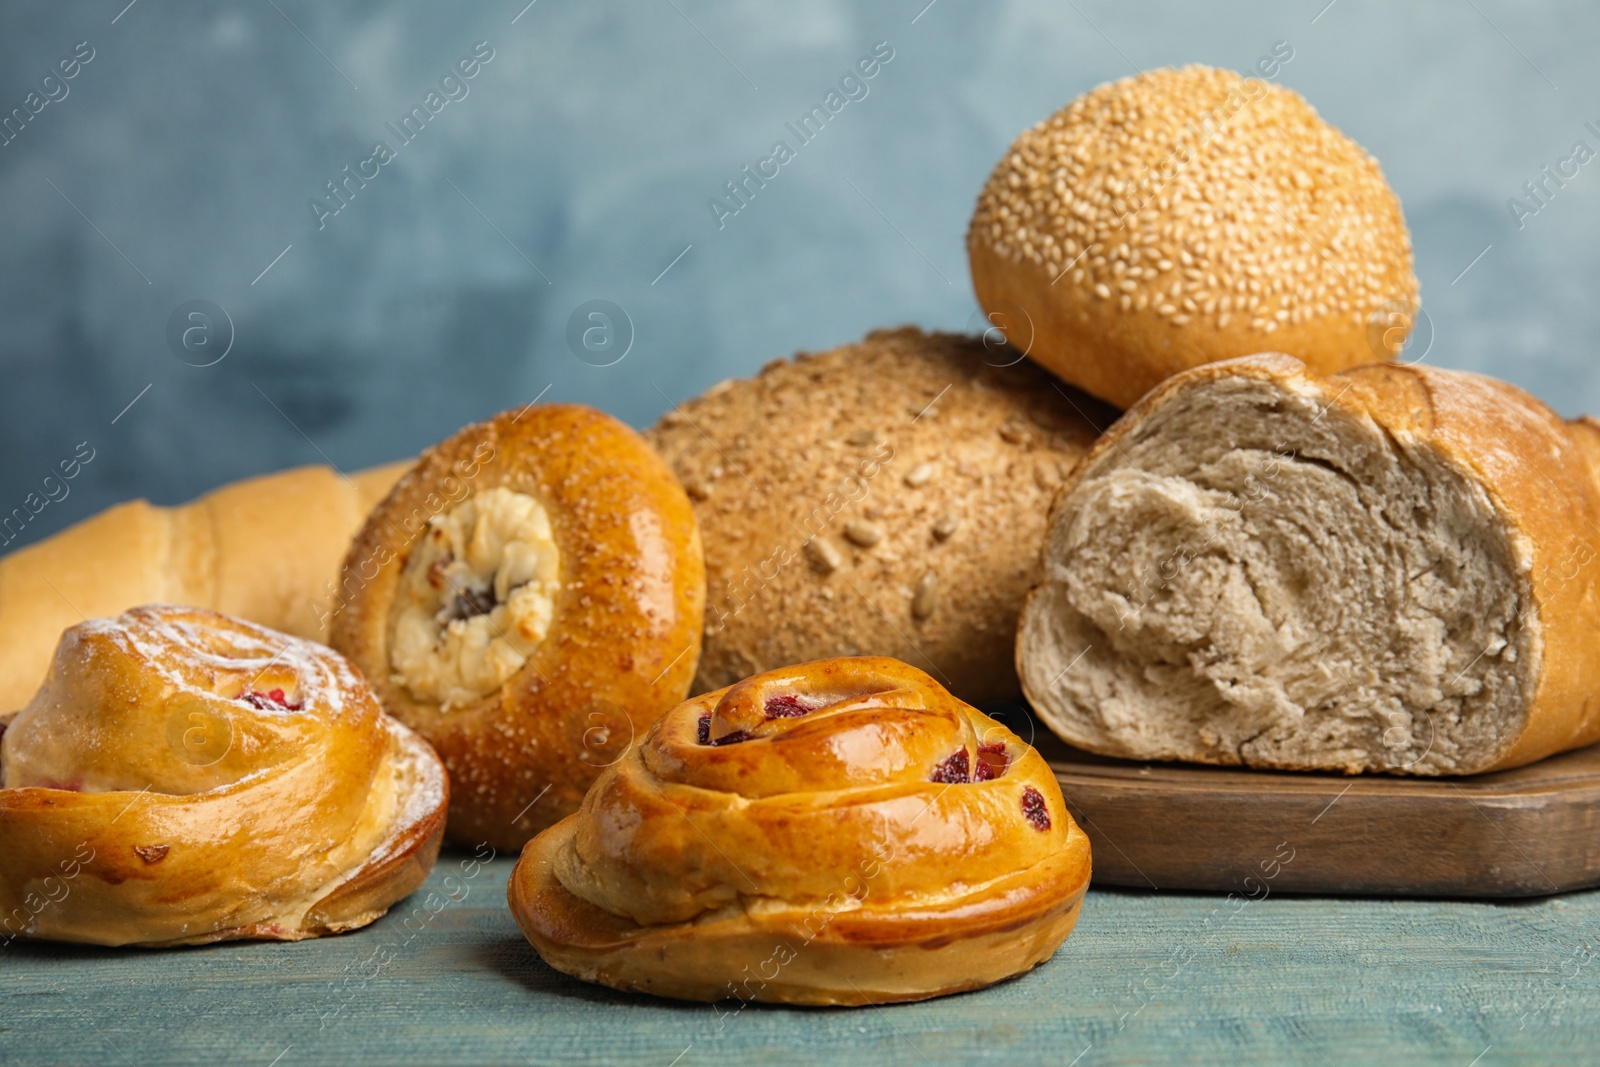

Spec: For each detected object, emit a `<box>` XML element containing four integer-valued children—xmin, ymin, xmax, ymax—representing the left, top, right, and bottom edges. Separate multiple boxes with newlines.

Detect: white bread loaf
<box><xmin>0</xmin><ymin>462</ymin><xmax>405</xmax><ymax>712</ymax></box>
<box><xmin>1018</xmin><ymin>354</ymin><xmax>1600</xmax><ymax>775</ymax></box>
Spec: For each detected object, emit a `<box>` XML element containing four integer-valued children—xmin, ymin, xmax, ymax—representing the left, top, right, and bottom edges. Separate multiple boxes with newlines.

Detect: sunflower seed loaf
<box><xmin>645</xmin><ymin>326</ymin><xmax>1114</xmax><ymax>703</ymax></box>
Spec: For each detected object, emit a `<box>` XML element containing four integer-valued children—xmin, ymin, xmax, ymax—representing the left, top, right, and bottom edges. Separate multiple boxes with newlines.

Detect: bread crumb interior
<box><xmin>1022</xmin><ymin>376</ymin><xmax>1533</xmax><ymax>773</ymax></box>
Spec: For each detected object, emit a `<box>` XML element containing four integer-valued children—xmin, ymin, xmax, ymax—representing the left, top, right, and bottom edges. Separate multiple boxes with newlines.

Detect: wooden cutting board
<box><xmin>1038</xmin><ymin>731</ymin><xmax>1600</xmax><ymax>898</ymax></box>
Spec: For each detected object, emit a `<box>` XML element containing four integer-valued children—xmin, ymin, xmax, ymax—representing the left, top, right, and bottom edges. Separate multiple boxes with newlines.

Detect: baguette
<box><xmin>1017</xmin><ymin>353</ymin><xmax>1600</xmax><ymax>775</ymax></box>
<box><xmin>0</xmin><ymin>462</ymin><xmax>405</xmax><ymax>713</ymax></box>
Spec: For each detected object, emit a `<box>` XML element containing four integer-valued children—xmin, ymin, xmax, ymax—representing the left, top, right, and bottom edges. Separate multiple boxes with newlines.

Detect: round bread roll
<box><xmin>968</xmin><ymin>65</ymin><xmax>1419</xmax><ymax>409</ymax></box>
<box><xmin>644</xmin><ymin>327</ymin><xmax>1114</xmax><ymax>705</ymax></box>
<box><xmin>507</xmin><ymin>657</ymin><xmax>1091</xmax><ymax>1005</ymax></box>
<box><xmin>330</xmin><ymin>405</ymin><xmax>704</xmax><ymax>851</ymax></box>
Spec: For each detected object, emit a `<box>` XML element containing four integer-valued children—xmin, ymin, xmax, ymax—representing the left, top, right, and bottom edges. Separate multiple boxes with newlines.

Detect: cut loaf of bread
<box><xmin>1018</xmin><ymin>353</ymin><xmax>1600</xmax><ymax>775</ymax></box>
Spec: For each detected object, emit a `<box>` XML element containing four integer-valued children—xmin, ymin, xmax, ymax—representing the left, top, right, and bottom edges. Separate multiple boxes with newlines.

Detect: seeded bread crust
<box><xmin>644</xmin><ymin>327</ymin><xmax>1115</xmax><ymax>705</ymax></box>
<box><xmin>968</xmin><ymin>65</ymin><xmax>1419</xmax><ymax>409</ymax></box>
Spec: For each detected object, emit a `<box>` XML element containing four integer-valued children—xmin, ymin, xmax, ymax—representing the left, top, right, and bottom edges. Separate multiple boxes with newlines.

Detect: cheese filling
<box><xmin>389</xmin><ymin>487</ymin><xmax>561</xmax><ymax>710</ymax></box>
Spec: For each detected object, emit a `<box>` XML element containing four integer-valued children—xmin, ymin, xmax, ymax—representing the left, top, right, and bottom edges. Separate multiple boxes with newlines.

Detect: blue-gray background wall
<box><xmin>2</xmin><ymin>0</ymin><xmax>1596</xmax><ymax>549</ymax></box>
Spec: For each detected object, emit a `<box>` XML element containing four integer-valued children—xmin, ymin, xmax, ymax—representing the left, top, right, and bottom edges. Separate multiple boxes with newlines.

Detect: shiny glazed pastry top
<box><xmin>330</xmin><ymin>404</ymin><xmax>705</xmax><ymax>850</ymax></box>
<box><xmin>0</xmin><ymin>605</ymin><xmax>447</xmax><ymax>947</ymax></box>
<box><xmin>508</xmin><ymin>656</ymin><xmax>1091</xmax><ymax>1005</ymax></box>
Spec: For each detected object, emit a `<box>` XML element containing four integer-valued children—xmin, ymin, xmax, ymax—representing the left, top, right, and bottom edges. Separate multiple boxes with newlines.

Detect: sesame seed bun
<box><xmin>644</xmin><ymin>327</ymin><xmax>1115</xmax><ymax>706</ymax></box>
<box><xmin>968</xmin><ymin>65</ymin><xmax>1419</xmax><ymax>409</ymax></box>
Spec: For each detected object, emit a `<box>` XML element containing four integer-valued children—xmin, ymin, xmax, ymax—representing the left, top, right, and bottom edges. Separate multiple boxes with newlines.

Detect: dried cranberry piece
<box><xmin>241</xmin><ymin>688</ymin><xmax>303</xmax><ymax>712</ymax></box>
<box><xmin>697</xmin><ymin>712</ymin><xmax>752</xmax><ymax>746</ymax></box>
<box><xmin>974</xmin><ymin>741</ymin><xmax>1010</xmax><ymax>782</ymax></box>
<box><xmin>763</xmin><ymin>694</ymin><xmax>813</xmax><ymax>719</ymax></box>
<box><xmin>930</xmin><ymin>749</ymin><xmax>970</xmax><ymax>784</ymax></box>
<box><xmin>1020</xmin><ymin>786</ymin><xmax>1051</xmax><ymax>831</ymax></box>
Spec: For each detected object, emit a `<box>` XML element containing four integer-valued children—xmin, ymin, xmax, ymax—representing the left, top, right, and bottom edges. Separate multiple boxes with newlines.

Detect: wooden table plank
<box><xmin>1044</xmin><ymin>735</ymin><xmax>1600</xmax><ymax>897</ymax></box>
<box><xmin>2</xmin><ymin>851</ymin><xmax>1596</xmax><ymax>1066</ymax></box>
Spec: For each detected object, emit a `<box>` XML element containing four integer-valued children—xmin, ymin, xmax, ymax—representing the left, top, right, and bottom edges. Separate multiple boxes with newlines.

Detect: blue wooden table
<box><xmin>3</xmin><ymin>850</ymin><xmax>1594</xmax><ymax>1066</ymax></box>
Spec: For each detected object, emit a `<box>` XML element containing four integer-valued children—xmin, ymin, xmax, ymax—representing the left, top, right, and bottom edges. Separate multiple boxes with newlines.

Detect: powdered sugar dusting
<box><xmin>85</xmin><ymin>605</ymin><xmax>365</xmax><ymax>719</ymax></box>
<box><xmin>0</xmin><ymin>604</ymin><xmax>449</xmax><ymax>944</ymax></box>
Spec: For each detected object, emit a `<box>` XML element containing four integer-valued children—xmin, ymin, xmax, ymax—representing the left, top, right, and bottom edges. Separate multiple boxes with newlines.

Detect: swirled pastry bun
<box><xmin>331</xmin><ymin>404</ymin><xmax>705</xmax><ymax>851</ymax></box>
<box><xmin>508</xmin><ymin>657</ymin><xmax>1091</xmax><ymax>1005</ymax></box>
<box><xmin>0</xmin><ymin>605</ymin><xmax>446</xmax><ymax>947</ymax></box>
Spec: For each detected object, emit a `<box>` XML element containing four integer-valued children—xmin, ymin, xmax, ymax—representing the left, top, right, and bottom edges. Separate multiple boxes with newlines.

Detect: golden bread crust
<box><xmin>0</xmin><ymin>605</ymin><xmax>446</xmax><ymax>947</ymax></box>
<box><xmin>969</xmin><ymin>66</ymin><xmax>1418</xmax><ymax>408</ymax></box>
<box><xmin>0</xmin><ymin>461</ymin><xmax>406</xmax><ymax>713</ymax></box>
<box><xmin>1020</xmin><ymin>353</ymin><xmax>1600</xmax><ymax>774</ymax></box>
<box><xmin>331</xmin><ymin>405</ymin><xmax>705</xmax><ymax>850</ymax></box>
<box><xmin>508</xmin><ymin>657</ymin><xmax>1091</xmax><ymax>1005</ymax></box>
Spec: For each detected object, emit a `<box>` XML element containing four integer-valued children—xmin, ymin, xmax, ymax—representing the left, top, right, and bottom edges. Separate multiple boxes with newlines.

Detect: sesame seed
<box><xmin>968</xmin><ymin>64</ymin><xmax>1416</xmax><ymax>343</ymax></box>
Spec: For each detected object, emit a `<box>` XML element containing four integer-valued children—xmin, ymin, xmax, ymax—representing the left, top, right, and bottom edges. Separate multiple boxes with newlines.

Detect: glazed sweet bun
<box><xmin>0</xmin><ymin>605</ymin><xmax>446</xmax><ymax>947</ymax></box>
<box><xmin>645</xmin><ymin>327</ymin><xmax>1114</xmax><ymax>705</ymax></box>
<box><xmin>508</xmin><ymin>657</ymin><xmax>1091</xmax><ymax>1005</ymax></box>
<box><xmin>968</xmin><ymin>65</ymin><xmax>1419</xmax><ymax>409</ymax></box>
<box><xmin>330</xmin><ymin>404</ymin><xmax>705</xmax><ymax>851</ymax></box>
